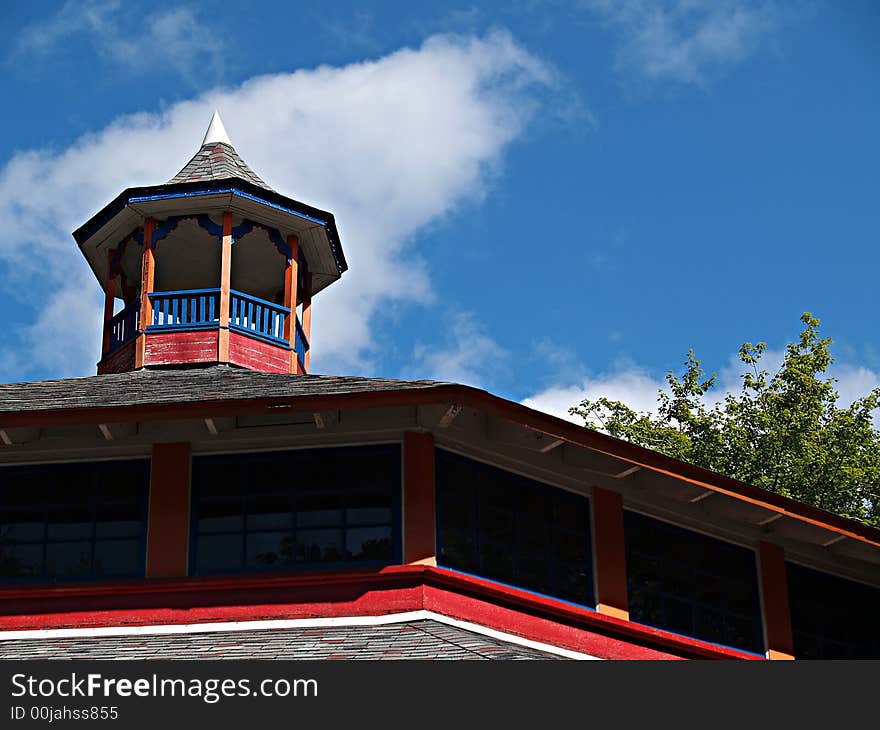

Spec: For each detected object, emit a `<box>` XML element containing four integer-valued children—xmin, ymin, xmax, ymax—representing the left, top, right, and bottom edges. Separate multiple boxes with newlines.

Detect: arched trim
<box><xmin>117</xmin><ymin>215</ymin><xmax>292</xmax><ymax>263</ymax></box>
<box><xmin>232</xmin><ymin>220</ymin><xmax>292</xmax><ymax>262</ymax></box>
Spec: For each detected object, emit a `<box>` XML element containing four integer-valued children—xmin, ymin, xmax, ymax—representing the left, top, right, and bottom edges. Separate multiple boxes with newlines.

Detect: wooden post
<box><xmin>302</xmin><ymin>272</ymin><xmax>313</xmax><ymax>373</ymax></box>
<box><xmin>404</xmin><ymin>431</ymin><xmax>436</xmax><ymax>565</ymax></box>
<box><xmin>146</xmin><ymin>442</ymin><xmax>191</xmax><ymax>578</ymax></box>
<box><xmin>101</xmin><ymin>249</ymin><xmax>117</xmax><ymax>356</ymax></box>
<box><xmin>284</xmin><ymin>235</ymin><xmax>299</xmax><ymax>374</ymax></box>
<box><xmin>592</xmin><ymin>486</ymin><xmax>630</xmax><ymax>620</ymax></box>
<box><xmin>758</xmin><ymin>541</ymin><xmax>795</xmax><ymax>659</ymax></box>
<box><xmin>217</xmin><ymin>212</ymin><xmax>233</xmax><ymax>363</ymax></box>
<box><xmin>135</xmin><ymin>217</ymin><xmax>156</xmax><ymax>368</ymax></box>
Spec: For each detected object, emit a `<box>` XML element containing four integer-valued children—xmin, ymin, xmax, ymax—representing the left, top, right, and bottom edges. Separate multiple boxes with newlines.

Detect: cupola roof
<box><xmin>168</xmin><ymin>111</ymin><xmax>270</xmax><ymax>190</ymax></box>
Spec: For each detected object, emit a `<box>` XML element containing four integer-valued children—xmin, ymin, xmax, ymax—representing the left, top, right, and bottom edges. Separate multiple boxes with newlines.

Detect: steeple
<box><xmin>168</xmin><ymin>111</ymin><xmax>270</xmax><ymax>190</ymax></box>
<box><xmin>201</xmin><ymin>110</ymin><xmax>232</xmax><ymax>145</ymax></box>
<box><xmin>72</xmin><ymin>112</ymin><xmax>348</xmax><ymax>377</ymax></box>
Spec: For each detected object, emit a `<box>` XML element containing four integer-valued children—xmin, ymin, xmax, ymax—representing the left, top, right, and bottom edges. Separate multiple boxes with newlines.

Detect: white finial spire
<box><xmin>202</xmin><ymin>110</ymin><xmax>232</xmax><ymax>146</ymax></box>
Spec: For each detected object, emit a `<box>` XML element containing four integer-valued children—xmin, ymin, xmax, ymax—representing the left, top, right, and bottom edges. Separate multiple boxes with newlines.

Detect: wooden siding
<box><xmin>144</xmin><ymin>330</ymin><xmax>219</xmax><ymax>367</ymax></box>
<box><xmin>228</xmin><ymin>330</ymin><xmax>289</xmax><ymax>373</ymax></box>
<box><xmin>96</xmin><ymin>338</ymin><xmax>136</xmax><ymax>374</ymax></box>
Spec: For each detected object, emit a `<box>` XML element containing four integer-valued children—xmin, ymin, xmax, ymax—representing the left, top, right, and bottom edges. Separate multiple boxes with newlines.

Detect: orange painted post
<box><xmin>592</xmin><ymin>486</ymin><xmax>630</xmax><ymax>620</ymax></box>
<box><xmin>302</xmin><ymin>272</ymin><xmax>313</xmax><ymax>373</ymax></box>
<box><xmin>217</xmin><ymin>212</ymin><xmax>233</xmax><ymax>363</ymax></box>
<box><xmin>135</xmin><ymin>217</ymin><xmax>156</xmax><ymax>368</ymax></box>
<box><xmin>284</xmin><ymin>235</ymin><xmax>299</xmax><ymax>374</ymax></box>
<box><xmin>404</xmin><ymin>431</ymin><xmax>436</xmax><ymax>565</ymax></box>
<box><xmin>758</xmin><ymin>541</ymin><xmax>795</xmax><ymax>659</ymax></box>
<box><xmin>101</xmin><ymin>249</ymin><xmax>117</xmax><ymax>356</ymax></box>
<box><xmin>146</xmin><ymin>442</ymin><xmax>192</xmax><ymax>578</ymax></box>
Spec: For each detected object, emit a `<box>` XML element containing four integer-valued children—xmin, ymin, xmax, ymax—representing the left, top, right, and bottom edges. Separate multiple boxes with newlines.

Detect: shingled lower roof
<box><xmin>0</xmin><ymin>366</ymin><xmax>450</xmax><ymax>414</ymax></box>
<box><xmin>168</xmin><ymin>142</ymin><xmax>271</xmax><ymax>190</ymax></box>
<box><xmin>0</xmin><ymin>620</ymin><xmax>559</xmax><ymax>660</ymax></box>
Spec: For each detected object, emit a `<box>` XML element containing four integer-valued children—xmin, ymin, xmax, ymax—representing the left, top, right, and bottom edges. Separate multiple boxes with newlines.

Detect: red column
<box><xmin>101</xmin><ymin>249</ymin><xmax>117</xmax><ymax>357</ymax></box>
<box><xmin>217</xmin><ymin>212</ymin><xmax>233</xmax><ymax>364</ymax></box>
<box><xmin>135</xmin><ymin>217</ymin><xmax>156</xmax><ymax>368</ymax></box>
<box><xmin>758</xmin><ymin>541</ymin><xmax>795</xmax><ymax>659</ymax></box>
<box><xmin>404</xmin><ymin>432</ymin><xmax>436</xmax><ymax>565</ymax></box>
<box><xmin>146</xmin><ymin>442</ymin><xmax>192</xmax><ymax>578</ymax></box>
<box><xmin>592</xmin><ymin>486</ymin><xmax>629</xmax><ymax>620</ymax></box>
<box><xmin>284</xmin><ymin>235</ymin><xmax>299</xmax><ymax>374</ymax></box>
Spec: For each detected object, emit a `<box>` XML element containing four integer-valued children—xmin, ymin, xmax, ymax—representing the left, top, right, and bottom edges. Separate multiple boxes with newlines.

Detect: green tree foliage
<box><xmin>569</xmin><ymin>314</ymin><xmax>880</xmax><ymax>526</ymax></box>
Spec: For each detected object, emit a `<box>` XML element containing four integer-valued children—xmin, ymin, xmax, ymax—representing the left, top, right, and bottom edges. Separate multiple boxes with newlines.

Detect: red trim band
<box><xmin>0</xmin><ymin>566</ymin><xmax>760</xmax><ymax>661</ymax></box>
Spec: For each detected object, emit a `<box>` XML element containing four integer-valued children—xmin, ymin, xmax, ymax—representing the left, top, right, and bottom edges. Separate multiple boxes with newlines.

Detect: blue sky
<box><xmin>0</xmin><ymin>0</ymin><xmax>878</xmax><ymax>420</ymax></box>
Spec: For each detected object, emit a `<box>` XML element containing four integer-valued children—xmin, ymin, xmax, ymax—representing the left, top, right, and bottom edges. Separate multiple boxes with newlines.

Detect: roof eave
<box><xmin>73</xmin><ymin>178</ymin><xmax>348</xmax><ymax>278</ymax></box>
<box><xmin>2</xmin><ymin>379</ymin><xmax>878</xmax><ymax>549</ymax></box>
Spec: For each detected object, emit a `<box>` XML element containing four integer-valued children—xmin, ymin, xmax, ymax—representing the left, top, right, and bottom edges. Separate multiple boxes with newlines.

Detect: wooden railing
<box><xmin>229</xmin><ymin>289</ymin><xmax>288</xmax><ymax>345</ymax></box>
<box><xmin>294</xmin><ymin>315</ymin><xmax>310</xmax><ymax>368</ymax></box>
<box><xmin>148</xmin><ymin>289</ymin><xmax>221</xmax><ymax>329</ymax></box>
<box><xmin>107</xmin><ymin>299</ymin><xmax>141</xmax><ymax>352</ymax></box>
<box><xmin>107</xmin><ymin>288</ymin><xmax>308</xmax><ymax>361</ymax></box>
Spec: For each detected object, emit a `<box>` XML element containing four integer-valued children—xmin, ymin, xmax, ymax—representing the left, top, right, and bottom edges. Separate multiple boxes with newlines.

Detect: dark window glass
<box><xmin>0</xmin><ymin>460</ymin><xmax>148</xmax><ymax>582</ymax></box>
<box><xmin>787</xmin><ymin>562</ymin><xmax>880</xmax><ymax>659</ymax></box>
<box><xmin>435</xmin><ymin>450</ymin><xmax>594</xmax><ymax>606</ymax></box>
<box><xmin>190</xmin><ymin>445</ymin><xmax>400</xmax><ymax>574</ymax></box>
<box><xmin>624</xmin><ymin>511</ymin><xmax>763</xmax><ymax>654</ymax></box>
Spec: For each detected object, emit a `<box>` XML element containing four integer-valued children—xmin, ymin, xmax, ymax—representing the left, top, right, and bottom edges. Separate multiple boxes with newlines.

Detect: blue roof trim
<box><xmin>128</xmin><ymin>188</ymin><xmax>329</xmax><ymax>227</ymax></box>
<box><xmin>73</xmin><ymin>177</ymin><xmax>348</xmax><ymax>284</ymax></box>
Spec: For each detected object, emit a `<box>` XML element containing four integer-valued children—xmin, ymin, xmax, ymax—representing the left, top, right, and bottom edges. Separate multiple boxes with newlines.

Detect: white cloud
<box><xmin>523</xmin><ymin>350</ymin><xmax>880</xmax><ymax>427</ymax></box>
<box><xmin>408</xmin><ymin>312</ymin><xmax>510</xmax><ymax>388</ymax></box>
<box><xmin>833</xmin><ymin>365</ymin><xmax>880</xmax><ymax>413</ymax></box>
<box><xmin>13</xmin><ymin>0</ymin><xmax>222</xmax><ymax>82</ymax></box>
<box><xmin>522</xmin><ymin>365</ymin><xmax>662</xmax><ymax>422</ymax></box>
<box><xmin>0</xmin><ymin>31</ymin><xmax>553</xmax><ymax>380</ymax></box>
<box><xmin>584</xmin><ymin>0</ymin><xmax>779</xmax><ymax>85</ymax></box>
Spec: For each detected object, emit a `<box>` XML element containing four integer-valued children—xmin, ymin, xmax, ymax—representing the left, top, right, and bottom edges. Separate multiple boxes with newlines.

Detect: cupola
<box><xmin>73</xmin><ymin>111</ymin><xmax>347</xmax><ymax>375</ymax></box>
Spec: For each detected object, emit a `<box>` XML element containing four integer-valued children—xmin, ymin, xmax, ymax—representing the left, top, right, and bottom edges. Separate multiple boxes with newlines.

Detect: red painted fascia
<box><xmin>0</xmin><ymin>566</ymin><xmax>761</xmax><ymax>660</ymax></box>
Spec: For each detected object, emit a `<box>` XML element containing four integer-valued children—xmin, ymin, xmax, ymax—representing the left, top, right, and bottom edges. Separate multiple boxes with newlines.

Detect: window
<box><xmin>787</xmin><ymin>562</ymin><xmax>880</xmax><ymax>659</ymax></box>
<box><xmin>0</xmin><ymin>459</ymin><xmax>149</xmax><ymax>582</ymax></box>
<box><xmin>190</xmin><ymin>445</ymin><xmax>400</xmax><ymax>575</ymax></box>
<box><xmin>624</xmin><ymin>511</ymin><xmax>763</xmax><ymax>653</ymax></box>
<box><xmin>435</xmin><ymin>449</ymin><xmax>594</xmax><ymax>606</ymax></box>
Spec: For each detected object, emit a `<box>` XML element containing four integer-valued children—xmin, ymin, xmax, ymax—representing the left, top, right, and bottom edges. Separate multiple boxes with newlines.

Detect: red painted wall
<box><xmin>228</xmin><ymin>330</ymin><xmax>289</xmax><ymax>373</ymax></box>
<box><xmin>97</xmin><ymin>339</ymin><xmax>136</xmax><ymax>374</ymax></box>
<box><xmin>145</xmin><ymin>330</ymin><xmax>219</xmax><ymax>367</ymax></box>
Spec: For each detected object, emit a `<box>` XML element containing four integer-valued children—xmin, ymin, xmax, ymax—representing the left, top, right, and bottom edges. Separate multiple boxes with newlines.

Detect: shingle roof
<box><xmin>168</xmin><ymin>141</ymin><xmax>271</xmax><ymax>190</ymax></box>
<box><xmin>0</xmin><ymin>366</ymin><xmax>450</xmax><ymax>414</ymax></box>
<box><xmin>0</xmin><ymin>620</ymin><xmax>558</xmax><ymax>660</ymax></box>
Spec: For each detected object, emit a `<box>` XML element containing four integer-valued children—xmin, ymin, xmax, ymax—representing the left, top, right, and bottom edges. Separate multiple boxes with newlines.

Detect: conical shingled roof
<box><xmin>167</xmin><ymin>112</ymin><xmax>271</xmax><ymax>190</ymax></box>
<box><xmin>168</xmin><ymin>141</ymin><xmax>271</xmax><ymax>189</ymax></box>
